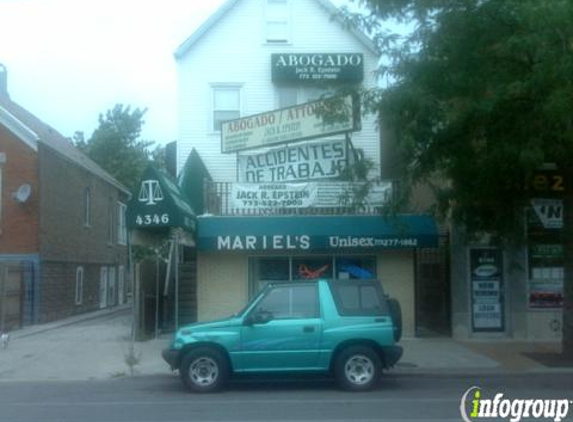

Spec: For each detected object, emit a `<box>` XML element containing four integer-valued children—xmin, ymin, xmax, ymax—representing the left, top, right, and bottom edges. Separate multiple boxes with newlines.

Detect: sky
<box><xmin>0</xmin><ymin>0</ymin><xmax>353</xmax><ymax>147</ymax></box>
<box><xmin>0</xmin><ymin>0</ymin><xmax>228</xmax><ymax>145</ymax></box>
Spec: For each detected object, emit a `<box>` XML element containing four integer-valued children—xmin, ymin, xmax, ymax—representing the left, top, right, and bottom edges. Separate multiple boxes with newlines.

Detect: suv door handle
<box><xmin>375</xmin><ymin>317</ymin><xmax>388</xmax><ymax>323</ymax></box>
<box><xmin>303</xmin><ymin>325</ymin><xmax>315</xmax><ymax>333</ymax></box>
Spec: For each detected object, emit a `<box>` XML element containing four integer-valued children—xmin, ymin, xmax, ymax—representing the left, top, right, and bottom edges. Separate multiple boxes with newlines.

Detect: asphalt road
<box><xmin>0</xmin><ymin>373</ymin><xmax>571</xmax><ymax>422</ymax></box>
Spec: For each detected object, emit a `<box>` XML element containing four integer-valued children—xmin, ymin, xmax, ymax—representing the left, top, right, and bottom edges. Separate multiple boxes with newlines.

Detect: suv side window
<box><xmin>330</xmin><ymin>282</ymin><xmax>388</xmax><ymax>316</ymax></box>
<box><xmin>253</xmin><ymin>284</ymin><xmax>319</xmax><ymax>319</ymax></box>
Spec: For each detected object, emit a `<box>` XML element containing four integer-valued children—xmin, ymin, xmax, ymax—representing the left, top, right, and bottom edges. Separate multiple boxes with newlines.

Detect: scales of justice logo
<box><xmin>138</xmin><ymin>180</ymin><xmax>164</xmax><ymax>205</ymax></box>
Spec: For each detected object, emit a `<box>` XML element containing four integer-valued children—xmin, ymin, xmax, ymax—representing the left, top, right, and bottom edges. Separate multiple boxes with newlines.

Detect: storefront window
<box><xmin>250</xmin><ymin>257</ymin><xmax>289</xmax><ymax>294</ymax></box>
<box><xmin>335</xmin><ymin>257</ymin><xmax>376</xmax><ymax>280</ymax></box>
<box><xmin>293</xmin><ymin>257</ymin><xmax>332</xmax><ymax>280</ymax></box>
<box><xmin>249</xmin><ymin>255</ymin><xmax>376</xmax><ymax>297</ymax></box>
<box><xmin>527</xmin><ymin>201</ymin><xmax>564</xmax><ymax>309</ymax></box>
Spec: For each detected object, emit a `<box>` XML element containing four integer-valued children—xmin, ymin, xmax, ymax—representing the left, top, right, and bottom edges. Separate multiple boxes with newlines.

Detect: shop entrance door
<box><xmin>415</xmin><ymin>236</ymin><xmax>451</xmax><ymax>337</ymax></box>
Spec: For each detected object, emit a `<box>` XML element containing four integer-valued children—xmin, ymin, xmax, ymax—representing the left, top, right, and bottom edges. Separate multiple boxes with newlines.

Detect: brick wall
<box><xmin>38</xmin><ymin>144</ymin><xmax>128</xmax><ymax>264</ymax></box>
<box><xmin>36</xmin><ymin>144</ymin><xmax>129</xmax><ymax>321</ymax></box>
<box><xmin>0</xmin><ymin>126</ymin><xmax>39</xmax><ymax>253</ymax></box>
<box><xmin>39</xmin><ymin>261</ymin><xmax>103</xmax><ymax>323</ymax></box>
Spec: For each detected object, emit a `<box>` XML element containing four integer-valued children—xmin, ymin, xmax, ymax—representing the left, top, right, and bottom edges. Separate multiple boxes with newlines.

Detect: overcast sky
<box><xmin>0</xmin><ymin>0</ymin><xmax>228</xmax><ymax>145</ymax></box>
<box><xmin>0</xmin><ymin>0</ymin><xmax>356</xmax><ymax>147</ymax></box>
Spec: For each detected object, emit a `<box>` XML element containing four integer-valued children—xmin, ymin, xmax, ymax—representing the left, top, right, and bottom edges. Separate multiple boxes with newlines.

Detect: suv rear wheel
<box><xmin>179</xmin><ymin>347</ymin><xmax>229</xmax><ymax>393</ymax></box>
<box><xmin>334</xmin><ymin>345</ymin><xmax>381</xmax><ymax>391</ymax></box>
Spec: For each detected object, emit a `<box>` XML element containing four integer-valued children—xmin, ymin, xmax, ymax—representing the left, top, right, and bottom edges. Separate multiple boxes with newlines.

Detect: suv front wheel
<box><xmin>334</xmin><ymin>345</ymin><xmax>381</xmax><ymax>392</ymax></box>
<box><xmin>179</xmin><ymin>347</ymin><xmax>229</xmax><ymax>393</ymax></box>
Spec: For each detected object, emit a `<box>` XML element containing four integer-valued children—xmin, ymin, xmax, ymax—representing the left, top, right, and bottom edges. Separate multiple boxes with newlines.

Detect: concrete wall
<box><xmin>377</xmin><ymin>251</ymin><xmax>415</xmax><ymax>338</ymax></box>
<box><xmin>197</xmin><ymin>253</ymin><xmax>249</xmax><ymax>321</ymax></box>
<box><xmin>177</xmin><ymin>0</ymin><xmax>381</xmax><ymax>181</ymax></box>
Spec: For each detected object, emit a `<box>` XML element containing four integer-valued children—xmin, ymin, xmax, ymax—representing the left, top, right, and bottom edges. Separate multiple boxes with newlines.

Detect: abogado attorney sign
<box><xmin>238</xmin><ymin>139</ymin><xmax>347</xmax><ymax>182</ymax></box>
<box><xmin>221</xmin><ymin>95</ymin><xmax>359</xmax><ymax>153</ymax></box>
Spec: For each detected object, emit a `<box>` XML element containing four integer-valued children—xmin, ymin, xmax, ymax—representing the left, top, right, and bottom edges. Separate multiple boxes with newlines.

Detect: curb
<box><xmin>11</xmin><ymin>305</ymin><xmax>132</xmax><ymax>340</ymax></box>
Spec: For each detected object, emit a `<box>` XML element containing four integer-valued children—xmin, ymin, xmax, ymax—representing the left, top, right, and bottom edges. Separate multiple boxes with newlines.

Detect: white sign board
<box><xmin>230</xmin><ymin>182</ymin><xmax>392</xmax><ymax>211</ymax></box>
<box><xmin>238</xmin><ymin>139</ymin><xmax>348</xmax><ymax>182</ymax></box>
<box><xmin>221</xmin><ymin>95</ymin><xmax>358</xmax><ymax>153</ymax></box>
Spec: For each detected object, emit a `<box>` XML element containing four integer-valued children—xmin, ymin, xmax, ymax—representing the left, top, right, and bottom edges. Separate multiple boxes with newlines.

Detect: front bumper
<box><xmin>382</xmin><ymin>345</ymin><xmax>403</xmax><ymax>368</ymax></box>
<box><xmin>162</xmin><ymin>348</ymin><xmax>180</xmax><ymax>370</ymax></box>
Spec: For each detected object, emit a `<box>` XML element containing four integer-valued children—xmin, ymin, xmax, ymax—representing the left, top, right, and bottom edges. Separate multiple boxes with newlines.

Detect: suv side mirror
<box><xmin>244</xmin><ymin>310</ymin><xmax>273</xmax><ymax>326</ymax></box>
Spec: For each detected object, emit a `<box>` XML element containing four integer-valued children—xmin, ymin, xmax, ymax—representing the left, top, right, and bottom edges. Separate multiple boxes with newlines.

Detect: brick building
<box><xmin>0</xmin><ymin>65</ymin><xmax>130</xmax><ymax>329</ymax></box>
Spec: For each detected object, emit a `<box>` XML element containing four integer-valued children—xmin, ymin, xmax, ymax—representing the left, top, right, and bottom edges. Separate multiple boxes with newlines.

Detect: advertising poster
<box><xmin>221</xmin><ymin>95</ymin><xmax>359</xmax><ymax>153</ymax></box>
<box><xmin>470</xmin><ymin>248</ymin><xmax>504</xmax><ymax>332</ymax></box>
<box><xmin>527</xmin><ymin>200</ymin><xmax>564</xmax><ymax>309</ymax></box>
<box><xmin>230</xmin><ymin>181</ymin><xmax>392</xmax><ymax>211</ymax></box>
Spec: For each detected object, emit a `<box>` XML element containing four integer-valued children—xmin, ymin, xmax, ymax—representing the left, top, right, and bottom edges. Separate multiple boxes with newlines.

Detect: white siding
<box><xmin>177</xmin><ymin>0</ymin><xmax>380</xmax><ymax>182</ymax></box>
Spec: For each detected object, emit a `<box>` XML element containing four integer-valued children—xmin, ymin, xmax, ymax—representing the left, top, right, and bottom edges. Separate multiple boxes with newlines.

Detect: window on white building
<box><xmin>277</xmin><ymin>87</ymin><xmax>331</xmax><ymax>109</ymax></box>
<box><xmin>266</xmin><ymin>0</ymin><xmax>290</xmax><ymax>43</ymax></box>
<box><xmin>212</xmin><ymin>86</ymin><xmax>241</xmax><ymax>131</ymax></box>
<box><xmin>117</xmin><ymin>202</ymin><xmax>127</xmax><ymax>245</ymax></box>
<box><xmin>75</xmin><ymin>266</ymin><xmax>84</xmax><ymax>305</ymax></box>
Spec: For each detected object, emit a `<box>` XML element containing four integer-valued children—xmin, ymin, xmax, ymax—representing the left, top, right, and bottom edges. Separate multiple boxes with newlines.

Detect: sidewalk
<box><xmin>0</xmin><ymin>307</ymin><xmax>571</xmax><ymax>381</ymax></box>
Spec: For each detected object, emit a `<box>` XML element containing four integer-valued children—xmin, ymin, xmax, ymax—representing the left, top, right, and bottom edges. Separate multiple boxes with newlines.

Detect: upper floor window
<box><xmin>117</xmin><ymin>202</ymin><xmax>127</xmax><ymax>245</ymax></box>
<box><xmin>266</xmin><ymin>0</ymin><xmax>290</xmax><ymax>43</ymax></box>
<box><xmin>277</xmin><ymin>87</ymin><xmax>298</xmax><ymax>108</ymax></box>
<box><xmin>212</xmin><ymin>85</ymin><xmax>241</xmax><ymax>131</ymax></box>
<box><xmin>84</xmin><ymin>188</ymin><xmax>91</xmax><ymax>227</ymax></box>
<box><xmin>276</xmin><ymin>86</ymin><xmax>330</xmax><ymax>109</ymax></box>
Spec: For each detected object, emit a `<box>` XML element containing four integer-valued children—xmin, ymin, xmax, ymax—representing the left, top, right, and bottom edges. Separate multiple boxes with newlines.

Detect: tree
<box><xmin>345</xmin><ymin>0</ymin><xmax>573</xmax><ymax>355</ymax></box>
<box><xmin>75</xmin><ymin>104</ymin><xmax>156</xmax><ymax>192</ymax></box>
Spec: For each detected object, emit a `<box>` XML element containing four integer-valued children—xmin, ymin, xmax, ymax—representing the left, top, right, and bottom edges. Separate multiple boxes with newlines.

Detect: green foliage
<box><xmin>348</xmin><ymin>0</ymin><xmax>573</xmax><ymax>239</ymax></box>
<box><xmin>74</xmin><ymin>104</ymin><xmax>165</xmax><ymax>193</ymax></box>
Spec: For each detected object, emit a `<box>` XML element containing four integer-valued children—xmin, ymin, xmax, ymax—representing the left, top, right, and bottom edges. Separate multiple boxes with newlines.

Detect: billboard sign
<box><xmin>238</xmin><ymin>139</ymin><xmax>348</xmax><ymax>183</ymax></box>
<box><xmin>271</xmin><ymin>53</ymin><xmax>364</xmax><ymax>84</ymax></box>
<box><xmin>221</xmin><ymin>95</ymin><xmax>360</xmax><ymax>153</ymax></box>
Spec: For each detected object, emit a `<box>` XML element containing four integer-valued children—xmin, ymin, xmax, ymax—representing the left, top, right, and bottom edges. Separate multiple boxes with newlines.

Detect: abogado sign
<box><xmin>231</xmin><ymin>181</ymin><xmax>392</xmax><ymax>211</ymax></box>
<box><xmin>221</xmin><ymin>95</ymin><xmax>360</xmax><ymax>153</ymax></box>
<box><xmin>271</xmin><ymin>53</ymin><xmax>364</xmax><ymax>83</ymax></box>
<box><xmin>238</xmin><ymin>139</ymin><xmax>347</xmax><ymax>183</ymax></box>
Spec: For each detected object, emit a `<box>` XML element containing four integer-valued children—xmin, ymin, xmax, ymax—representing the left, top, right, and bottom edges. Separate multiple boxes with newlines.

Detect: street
<box><xmin>0</xmin><ymin>373</ymin><xmax>571</xmax><ymax>422</ymax></box>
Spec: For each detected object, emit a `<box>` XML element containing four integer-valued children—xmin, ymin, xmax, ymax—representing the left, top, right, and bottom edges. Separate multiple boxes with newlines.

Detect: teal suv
<box><xmin>162</xmin><ymin>279</ymin><xmax>403</xmax><ymax>392</ymax></box>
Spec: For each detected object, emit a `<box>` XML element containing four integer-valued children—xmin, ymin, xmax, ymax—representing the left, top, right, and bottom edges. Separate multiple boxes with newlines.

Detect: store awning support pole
<box><xmin>174</xmin><ymin>232</ymin><xmax>180</xmax><ymax>331</ymax></box>
<box><xmin>155</xmin><ymin>254</ymin><xmax>160</xmax><ymax>339</ymax></box>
